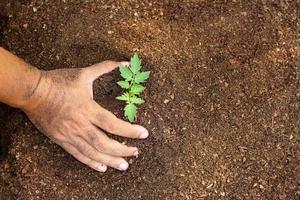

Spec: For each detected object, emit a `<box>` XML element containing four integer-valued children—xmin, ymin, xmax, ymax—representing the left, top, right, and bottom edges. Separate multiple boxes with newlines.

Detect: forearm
<box><xmin>0</xmin><ymin>47</ymin><xmax>41</xmax><ymax>108</ymax></box>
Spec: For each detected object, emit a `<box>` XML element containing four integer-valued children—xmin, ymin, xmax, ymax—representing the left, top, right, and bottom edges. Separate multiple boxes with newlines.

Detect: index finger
<box><xmin>89</xmin><ymin>102</ymin><xmax>149</xmax><ymax>139</ymax></box>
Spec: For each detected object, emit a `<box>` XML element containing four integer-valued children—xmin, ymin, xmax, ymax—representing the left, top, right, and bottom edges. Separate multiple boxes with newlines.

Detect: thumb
<box><xmin>85</xmin><ymin>60</ymin><xmax>129</xmax><ymax>82</ymax></box>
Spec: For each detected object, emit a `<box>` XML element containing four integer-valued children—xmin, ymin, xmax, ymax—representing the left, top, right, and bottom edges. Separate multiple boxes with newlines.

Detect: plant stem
<box><xmin>127</xmin><ymin>73</ymin><xmax>135</xmax><ymax>104</ymax></box>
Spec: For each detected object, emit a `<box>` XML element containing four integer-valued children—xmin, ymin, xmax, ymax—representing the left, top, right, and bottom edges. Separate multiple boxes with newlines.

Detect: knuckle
<box><xmin>107</xmin><ymin>141</ymin><xmax>128</xmax><ymax>156</ymax></box>
<box><xmin>105</xmin><ymin>116</ymin><xmax>118</xmax><ymax>133</ymax></box>
<box><xmin>84</xmin><ymin>147</ymin><xmax>94</xmax><ymax>157</ymax></box>
<box><xmin>94</xmin><ymin>142</ymin><xmax>106</xmax><ymax>154</ymax></box>
<box><xmin>86</xmin><ymin>131</ymin><xmax>98</xmax><ymax>143</ymax></box>
<box><xmin>51</xmin><ymin>132</ymin><xmax>65</xmax><ymax>142</ymax></box>
<box><xmin>85</xmin><ymin>130</ymin><xmax>106</xmax><ymax>152</ymax></box>
<box><xmin>101</xmin><ymin>140</ymin><xmax>113</xmax><ymax>152</ymax></box>
<box><xmin>99</xmin><ymin>139</ymin><xmax>117</xmax><ymax>155</ymax></box>
<box><xmin>107</xmin><ymin>147</ymin><xmax>121</xmax><ymax>156</ymax></box>
<box><xmin>114</xmin><ymin>149</ymin><xmax>127</xmax><ymax>156</ymax></box>
<box><xmin>98</xmin><ymin>113</ymin><xmax>118</xmax><ymax>133</ymax></box>
<box><xmin>72</xmin><ymin>137</ymin><xmax>91</xmax><ymax>155</ymax></box>
<box><xmin>105</xmin><ymin>122</ymin><xmax>117</xmax><ymax>134</ymax></box>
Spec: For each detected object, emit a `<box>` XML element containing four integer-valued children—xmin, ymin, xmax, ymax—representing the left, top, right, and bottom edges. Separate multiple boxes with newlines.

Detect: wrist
<box><xmin>16</xmin><ymin>67</ymin><xmax>42</xmax><ymax>109</ymax></box>
<box><xmin>0</xmin><ymin>47</ymin><xmax>43</xmax><ymax>109</ymax></box>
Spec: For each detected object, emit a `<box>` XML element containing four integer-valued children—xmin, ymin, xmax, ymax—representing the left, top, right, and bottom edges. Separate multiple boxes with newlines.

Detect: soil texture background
<box><xmin>0</xmin><ymin>0</ymin><xmax>299</xmax><ymax>199</ymax></box>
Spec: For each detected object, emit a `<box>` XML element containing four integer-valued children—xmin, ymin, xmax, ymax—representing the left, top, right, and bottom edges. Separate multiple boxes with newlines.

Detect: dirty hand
<box><xmin>22</xmin><ymin>61</ymin><xmax>149</xmax><ymax>172</ymax></box>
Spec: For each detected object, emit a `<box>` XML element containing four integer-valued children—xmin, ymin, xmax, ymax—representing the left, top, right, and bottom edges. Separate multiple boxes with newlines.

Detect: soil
<box><xmin>0</xmin><ymin>0</ymin><xmax>300</xmax><ymax>199</ymax></box>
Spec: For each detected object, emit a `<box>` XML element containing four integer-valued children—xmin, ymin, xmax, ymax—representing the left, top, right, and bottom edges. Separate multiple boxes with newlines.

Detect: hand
<box><xmin>22</xmin><ymin>61</ymin><xmax>149</xmax><ymax>172</ymax></box>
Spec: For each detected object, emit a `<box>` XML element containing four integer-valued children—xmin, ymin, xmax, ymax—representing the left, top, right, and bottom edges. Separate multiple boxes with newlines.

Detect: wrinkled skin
<box><xmin>22</xmin><ymin>61</ymin><xmax>149</xmax><ymax>172</ymax></box>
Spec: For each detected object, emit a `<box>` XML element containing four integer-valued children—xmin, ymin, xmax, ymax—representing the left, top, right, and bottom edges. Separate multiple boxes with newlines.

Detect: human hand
<box><xmin>22</xmin><ymin>61</ymin><xmax>149</xmax><ymax>172</ymax></box>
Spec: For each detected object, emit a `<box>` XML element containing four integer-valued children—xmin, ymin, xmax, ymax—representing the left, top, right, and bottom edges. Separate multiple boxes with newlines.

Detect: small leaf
<box><xmin>116</xmin><ymin>93</ymin><xmax>129</xmax><ymax>101</ymax></box>
<box><xmin>135</xmin><ymin>71</ymin><xmax>150</xmax><ymax>83</ymax></box>
<box><xmin>117</xmin><ymin>81</ymin><xmax>130</xmax><ymax>89</ymax></box>
<box><xmin>130</xmin><ymin>84</ymin><xmax>145</xmax><ymax>95</ymax></box>
<box><xmin>131</xmin><ymin>96</ymin><xmax>144</xmax><ymax>105</ymax></box>
<box><xmin>119</xmin><ymin>65</ymin><xmax>133</xmax><ymax>80</ymax></box>
<box><xmin>124</xmin><ymin>103</ymin><xmax>137</xmax><ymax>122</ymax></box>
<box><xmin>130</xmin><ymin>53</ymin><xmax>142</xmax><ymax>74</ymax></box>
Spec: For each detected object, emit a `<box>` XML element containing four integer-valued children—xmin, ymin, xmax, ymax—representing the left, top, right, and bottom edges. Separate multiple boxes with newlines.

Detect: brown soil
<box><xmin>0</xmin><ymin>0</ymin><xmax>300</xmax><ymax>199</ymax></box>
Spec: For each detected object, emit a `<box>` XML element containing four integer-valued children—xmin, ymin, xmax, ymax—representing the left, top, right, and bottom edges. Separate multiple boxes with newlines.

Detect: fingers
<box><xmin>84</xmin><ymin>60</ymin><xmax>129</xmax><ymax>81</ymax></box>
<box><xmin>61</xmin><ymin>142</ymin><xmax>107</xmax><ymax>172</ymax></box>
<box><xmin>80</xmin><ymin>125</ymin><xmax>138</xmax><ymax>157</ymax></box>
<box><xmin>90</xmin><ymin>101</ymin><xmax>149</xmax><ymax>139</ymax></box>
<box><xmin>67</xmin><ymin>137</ymin><xmax>130</xmax><ymax>171</ymax></box>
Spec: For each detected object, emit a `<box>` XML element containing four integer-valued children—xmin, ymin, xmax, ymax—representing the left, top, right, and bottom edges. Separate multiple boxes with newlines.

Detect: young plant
<box><xmin>116</xmin><ymin>53</ymin><xmax>150</xmax><ymax>122</ymax></box>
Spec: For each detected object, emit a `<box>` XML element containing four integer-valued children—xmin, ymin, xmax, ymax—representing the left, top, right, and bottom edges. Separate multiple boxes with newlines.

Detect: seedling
<box><xmin>116</xmin><ymin>53</ymin><xmax>150</xmax><ymax>122</ymax></box>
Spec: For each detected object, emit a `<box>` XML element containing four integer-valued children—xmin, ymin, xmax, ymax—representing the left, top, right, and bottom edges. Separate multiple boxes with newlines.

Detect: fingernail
<box><xmin>96</xmin><ymin>164</ymin><xmax>107</xmax><ymax>172</ymax></box>
<box><xmin>120</xmin><ymin>61</ymin><xmax>130</xmax><ymax>66</ymax></box>
<box><xmin>133</xmin><ymin>150</ymin><xmax>139</xmax><ymax>157</ymax></box>
<box><xmin>118</xmin><ymin>162</ymin><xmax>129</xmax><ymax>171</ymax></box>
<box><xmin>135</xmin><ymin>126</ymin><xmax>149</xmax><ymax>139</ymax></box>
<box><xmin>139</xmin><ymin>130</ymin><xmax>149</xmax><ymax>139</ymax></box>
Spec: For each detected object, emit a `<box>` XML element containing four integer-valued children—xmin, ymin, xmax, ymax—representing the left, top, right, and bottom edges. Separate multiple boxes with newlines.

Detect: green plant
<box><xmin>116</xmin><ymin>53</ymin><xmax>150</xmax><ymax>122</ymax></box>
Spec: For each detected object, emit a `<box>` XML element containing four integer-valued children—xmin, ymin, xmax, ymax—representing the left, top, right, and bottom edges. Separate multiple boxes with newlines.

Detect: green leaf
<box><xmin>116</xmin><ymin>93</ymin><xmax>129</xmax><ymax>101</ymax></box>
<box><xmin>119</xmin><ymin>65</ymin><xmax>133</xmax><ymax>81</ymax></box>
<box><xmin>131</xmin><ymin>96</ymin><xmax>144</xmax><ymax>105</ymax></box>
<box><xmin>135</xmin><ymin>71</ymin><xmax>150</xmax><ymax>83</ymax></box>
<box><xmin>130</xmin><ymin>53</ymin><xmax>142</xmax><ymax>74</ymax></box>
<box><xmin>117</xmin><ymin>81</ymin><xmax>130</xmax><ymax>89</ymax></box>
<box><xmin>130</xmin><ymin>84</ymin><xmax>145</xmax><ymax>95</ymax></box>
<box><xmin>124</xmin><ymin>103</ymin><xmax>137</xmax><ymax>122</ymax></box>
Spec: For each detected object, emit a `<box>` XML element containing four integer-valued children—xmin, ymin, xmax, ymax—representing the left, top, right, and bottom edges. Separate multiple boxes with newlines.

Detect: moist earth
<box><xmin>0</xmin><ymin>0</ymin><xmax>299</xmax><ymax>199</ymax></box>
